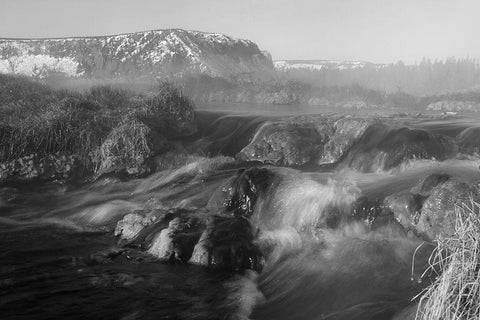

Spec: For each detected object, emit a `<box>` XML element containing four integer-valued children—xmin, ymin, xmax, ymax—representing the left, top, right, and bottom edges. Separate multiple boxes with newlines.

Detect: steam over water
<box><xmin>2</xmin><ymin>107</ymin><xmax>480</xmax><ymax>320</ymax></box>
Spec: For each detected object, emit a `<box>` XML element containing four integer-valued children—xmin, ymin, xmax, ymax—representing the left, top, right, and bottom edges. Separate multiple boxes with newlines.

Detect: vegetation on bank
<box><xmin>0</xmin><ymin>74</ymin><xmax>195</xmax><ymax>180</ymax></box>
<box><xmin>415</xmin><ymin>200</ymin><xmax>480</xmax><ymax>320</ymax></box>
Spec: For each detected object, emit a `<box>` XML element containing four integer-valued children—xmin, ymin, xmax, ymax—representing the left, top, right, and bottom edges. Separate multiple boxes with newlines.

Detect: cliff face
<box><xmin>0</xmin><ymin>29</ymin><xmax>273</xmax><ymax>79</ymax></box>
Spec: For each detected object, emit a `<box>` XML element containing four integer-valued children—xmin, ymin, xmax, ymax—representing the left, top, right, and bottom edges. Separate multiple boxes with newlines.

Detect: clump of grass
<box><xmin>134</xmin><ymin>81</ymin><xmax>196</xmax><ymax>135</ymax></box>
<box><xmin>91</xmin><ymin>117</ymin><xmax>165</xmax><ymax>176</ymax></box>
<box><xmin>415</xmin><ymin>199</ymin><xmax>480</xmax><ymax>320</ymax></box>
<box><xmin>0</xmin><ymin>74</ymin><xmax>196</xmax><ymax>178</ymax></box>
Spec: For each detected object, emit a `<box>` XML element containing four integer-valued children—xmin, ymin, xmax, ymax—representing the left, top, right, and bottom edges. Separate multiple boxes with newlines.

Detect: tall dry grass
<box><xmin>415</xmin><ymin>199</ymin><xmax>480</xmax><ymax>320</ymax></box>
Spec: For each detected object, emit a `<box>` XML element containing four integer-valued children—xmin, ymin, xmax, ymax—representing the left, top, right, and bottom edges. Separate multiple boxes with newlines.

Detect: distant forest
<box><xmin>278</xmin><ymin>58</ymin><xmax>480</xmax><ymax>96</ymax></box>
<box><xmin>178</xmin><ymin>58</ymin><xmax>480</xmax><ymax>111</ymax></box>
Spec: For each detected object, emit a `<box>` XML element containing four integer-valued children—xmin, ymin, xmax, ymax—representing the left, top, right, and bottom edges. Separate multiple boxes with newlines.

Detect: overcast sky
<box><xmin>0</xmin><ymin>0</ymin><xmax>478</xmax><ymax>63</ymax></box>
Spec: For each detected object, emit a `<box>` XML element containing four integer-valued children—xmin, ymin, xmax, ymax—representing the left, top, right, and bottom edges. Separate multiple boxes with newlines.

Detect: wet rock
<box><xmin>189</xmin><ymin>215</ymin><xmax>262</xmax><ymax>271</ymax></box>
<box><xmin>224</xmin><ymin>167</ymin><xmax>275</xmax><ymax>219</ymax></box>
<box><xmin>343</xmin><ymin>124</ymin><xmax>458</xmax><ymax>172</ymax></box>
<box><xmin>352</xmin><ymin>196</ymin><xmax>383</xmax><ymax>225</ymax></box>
<box><xmin>410</xmin><ymin>173</ymin><xmax>451</xmax><ymax>196</ymax></box>
<box><xmin>148</xmin><ymin>216</ymin><xmax>202</xmax><ymax>263</ymax></box>
<box><xmin>114</xmin><ymin>210</ymin><xmax>162</xmax><ymax>243</ymax></box>
<box><xmin>319</xmin><ymin>117</ymin><xmax>372</xmax><ymax>165</ymax></box>
<box><xmin>383</xmin><ymin>191</ymin><xmax>424</xmax><ymax>231</ymax></box>
<box><xmin>456</xmin><ymin>126</ymin><xmax>480</xmax><ymax>155</ymax></box>
<box><xmin>371</xmin><ymin>215</ymin><xmax>408</xmax><ymax>238</ymax></box>
<box><xmin>0</xmin><ymin>153</ymin><xmax>85</xmax><ymax>183</ymax></box>
<box><xmin>237</xmin><ymin>121</ymin><xmax>325</xmax><ymax>166</ymax></box>
<box><xmin>417</xmin><ymin>179</ymin><xmax>480</xmax><ymax>239</ymax></box>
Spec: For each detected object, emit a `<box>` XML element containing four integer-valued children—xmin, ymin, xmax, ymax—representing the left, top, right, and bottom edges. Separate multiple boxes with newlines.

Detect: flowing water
<box><xmin>1</xmin><ymin>105</ymin><xmax>480</xmax><ymax>320</ymax></box>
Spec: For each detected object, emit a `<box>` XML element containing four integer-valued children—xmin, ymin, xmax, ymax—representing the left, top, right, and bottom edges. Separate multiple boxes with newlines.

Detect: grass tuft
<box><xmin>415</xmin><ymin>199</ymin><xmax>480</xmax><ymax>320</ymax></box>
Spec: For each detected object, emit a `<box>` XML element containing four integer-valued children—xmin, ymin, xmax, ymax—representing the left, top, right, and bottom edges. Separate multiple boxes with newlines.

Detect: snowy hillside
<box><xmin>0</xmin><ymin>29</ymin><xmax>273</xmax><ymax>79</ymax></box>
<box><xmin>274</xmin><ymin>60</ymin><xmax>385</xmax><ymax>71</ymax></box>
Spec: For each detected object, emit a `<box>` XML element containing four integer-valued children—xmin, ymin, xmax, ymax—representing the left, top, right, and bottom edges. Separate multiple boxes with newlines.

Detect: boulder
<box><xmin>417</xmin><ymin>179</ymin><xmax>480</xmax><ymax>239</ymax></box>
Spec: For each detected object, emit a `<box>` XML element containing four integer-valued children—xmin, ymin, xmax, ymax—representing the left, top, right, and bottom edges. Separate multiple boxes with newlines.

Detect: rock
<box><xmin>148</xmin><ymin>216</ymin><xmax>203</xmax><ymax>263</ymax></box>
<box><xmin>343</xmin><ymin>124</ymin><xmax>458</xmax><ymax>172</ymax></box>
<box><xmin>114</xmin><ymin>210</ymin><xmax>161</xmax><ymax>243</ymax></box>
<box><xmin>224</xmin><ymin>167</ymin><xmax>275</xmax><ymax>219</ymax></box>
<box><xmin>237</xmin><ymin>121</ymin><xmax>324</xmax><ymax>166</ymax></box>
<box><xmin>417</xmin><ymin>179</ymin><xmax>480</xmax><ymax>239</ymax></box>
<box><xmin>319</xmin><ymin>117</ymin><xmax>372</xmax><ymax>165</ymax></box>
<box><xmin>351</xmin><ymin>196</ymin><xmax>383</xmax><ymax>225</ymax></box>
<box><xmin>371</xmin><ymin>215</ymin><xmax>408</xmax><ymax>238</ymax></box>
<box><xmin>410</xmin><ymin>173</ymin><xmax>451</xmax><ymax>196</ymax></box>
<box><xmin>189</xmin><ymin>215</ymin><xmax>262</xmax><ymax>271</ymax></box>
<box><xmin>383</xmin><ymin>191</ymin><xmax>423</xmax><ymax>231</ymax></box>
<box><xmin>0</xmin><ymin>153</ymin><xmax>85</xmax><ymax>183</ymax></box>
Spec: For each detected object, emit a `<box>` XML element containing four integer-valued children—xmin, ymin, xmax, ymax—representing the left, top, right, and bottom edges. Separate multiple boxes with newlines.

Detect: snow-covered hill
<box><xmin>274</xmin><ymin>60</ymin><xmax>385</xmax><ymax>71</ymax></box>
<box><xmin>0</xmin><ymin>29</ymin><xmax>273</xmax><ymax>79</ymax></box>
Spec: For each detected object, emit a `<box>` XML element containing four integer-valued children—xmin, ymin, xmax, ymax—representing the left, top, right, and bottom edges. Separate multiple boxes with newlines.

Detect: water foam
<box><xmin>252</xmin><ymin>169</ymin><xmax>360</xmax><ymax>233</ymax></box>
